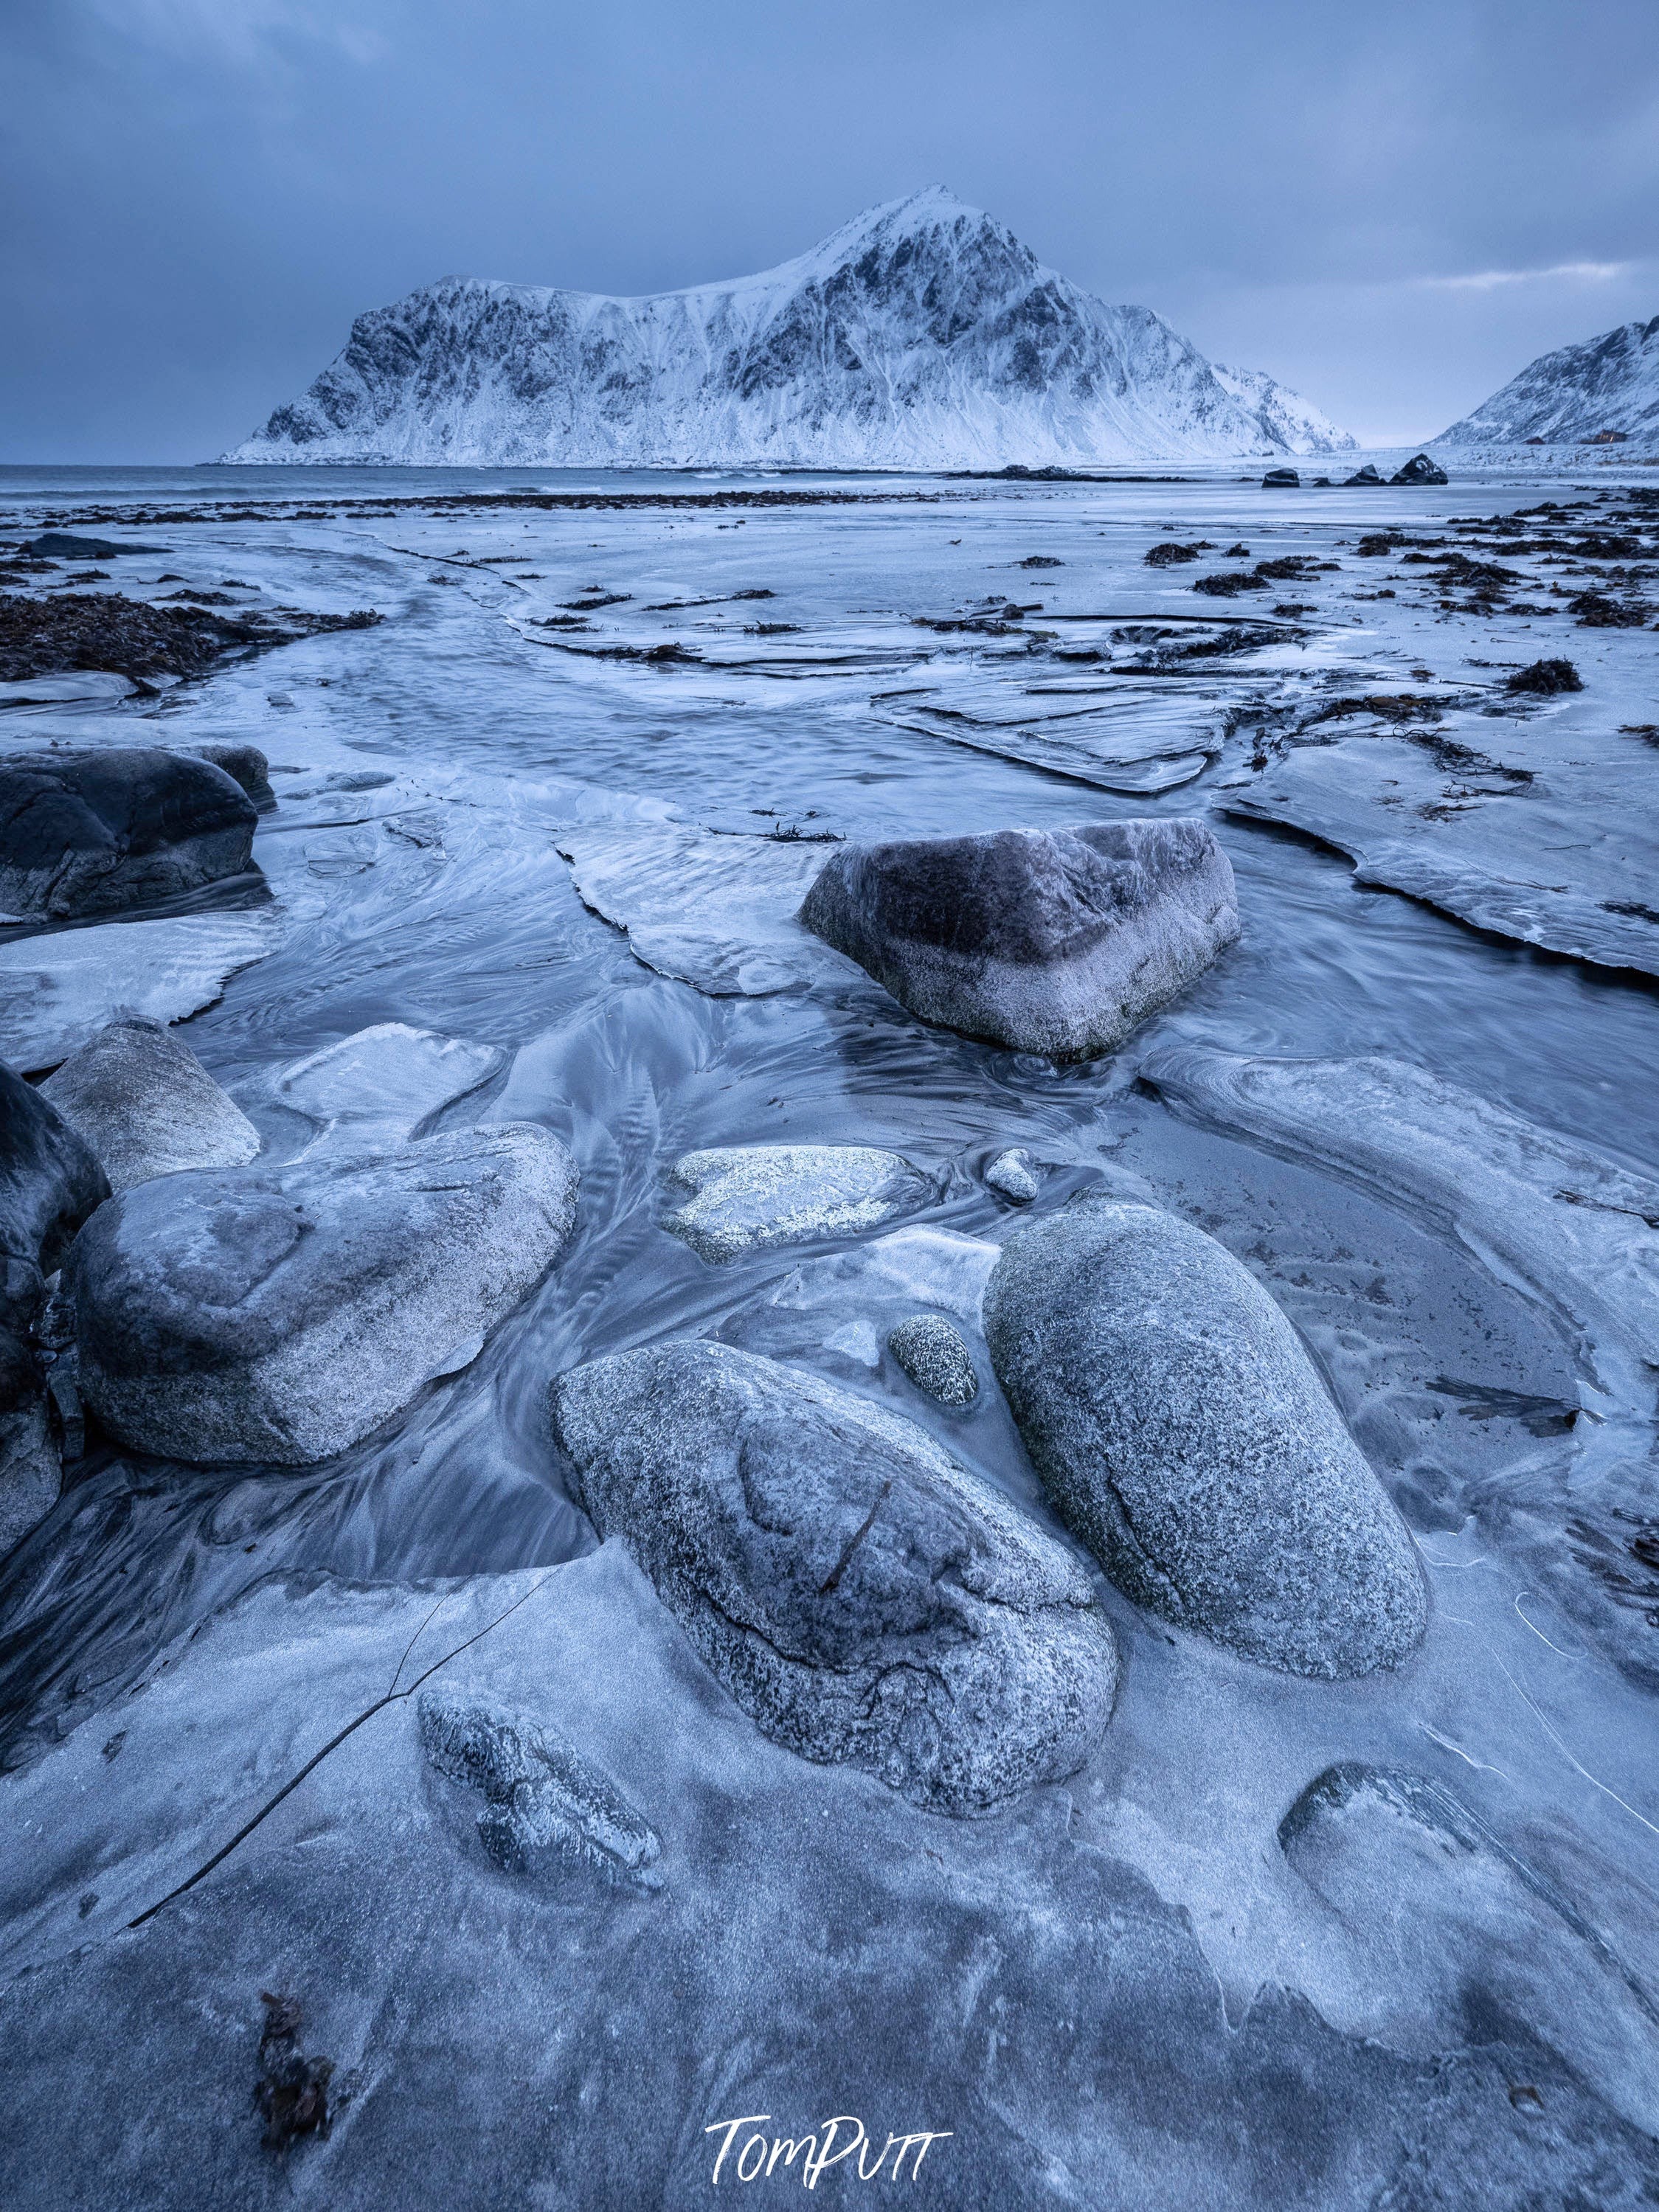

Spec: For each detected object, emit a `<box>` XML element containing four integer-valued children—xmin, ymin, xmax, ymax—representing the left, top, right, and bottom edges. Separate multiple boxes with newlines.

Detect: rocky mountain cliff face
<box><xmin>1437</xmin><ymin>315</ymin><xmax>1659</xmax><ymax>448</ymax></box>
<box><xmin>228</xmin><ymin>190</ymin><xmax>1353</xmax><ymax>468</ymax></box>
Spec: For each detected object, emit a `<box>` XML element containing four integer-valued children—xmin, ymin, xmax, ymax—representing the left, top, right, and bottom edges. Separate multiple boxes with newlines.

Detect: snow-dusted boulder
<box><xmin>798</xmin><ymin>820</ymin><xmax>1238</xmax><ymax>1061</ymax></box>
<box><xmin>0</xmin><ymin>747</ymin><xmax>256</xmax><ymax>920</ymax></box>
<box><xmin>983</xmin><ymin>1197</ymin><xmax>1428</xmax><ymax>1678</ymax></box>
<box><xmin>550</xmin><ymin>1339</ymin><xmax>1117</xmax><ymax>1813</ymax></box>
<box><xmin>661</xmin><ymin>1143</ymin><xmax>933</xmax><ymax>1262</ymax></box>
<box><xmin>69</xmin><ymin>1123</ymin><xmax>578</xmax><ymax>1465</ymax></box>
<box><xmin>41</xmin><ymin>1019</ymin><xmax>260</xmax><ymax>1191</ymax></box>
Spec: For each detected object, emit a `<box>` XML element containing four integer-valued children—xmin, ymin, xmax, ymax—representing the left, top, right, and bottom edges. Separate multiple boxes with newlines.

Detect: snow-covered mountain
<box><xmin>1211</xmin><ymin>362</ymin><xmax>1357</xmax><ymax>455</ymax></box>
<box><xmin>1436</xmin><ymin>314</ymin><xmax>1659</xmax><ymax>448</ymax></box>
<box><xmin>227</xmin><ymin>189</ymin><xmax>1353</xmax><ymax>468</ymax></box>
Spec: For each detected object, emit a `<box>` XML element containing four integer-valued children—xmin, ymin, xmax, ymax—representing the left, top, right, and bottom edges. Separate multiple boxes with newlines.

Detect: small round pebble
<box><xmin>986</xmin><ymin>1148</ymin><xmax>1041</xmax><ymax>1204</ymax></box>
<box><xmin>887</xmin><ymin>1314</ymin><xmax>980</xmax><ymax>1407</ymax></box>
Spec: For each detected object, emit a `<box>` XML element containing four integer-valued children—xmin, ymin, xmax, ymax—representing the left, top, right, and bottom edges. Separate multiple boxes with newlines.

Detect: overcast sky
<box><xmin>3</xmin><ymin>0</ymin><xmax>1656</xmax><ymax>460</ymax></box>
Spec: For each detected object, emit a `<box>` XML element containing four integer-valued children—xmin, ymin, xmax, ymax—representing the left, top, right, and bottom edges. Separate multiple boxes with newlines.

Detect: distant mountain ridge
<box><xmin>227</xmin><ymin>189</ymin><xmax>1354</xmax><ymax>468</ymax></box>
<box><xmin>1436</xmin><ymin>314</ymin><xmax>1659</xmax><ymax>448</ymax></box>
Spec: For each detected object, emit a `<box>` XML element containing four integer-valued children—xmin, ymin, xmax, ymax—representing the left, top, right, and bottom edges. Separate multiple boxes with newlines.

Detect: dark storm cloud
<box><xmin>3</xmin><ymin>0</ymin><xmax>1656</xmax><ymax>457</ymax></box>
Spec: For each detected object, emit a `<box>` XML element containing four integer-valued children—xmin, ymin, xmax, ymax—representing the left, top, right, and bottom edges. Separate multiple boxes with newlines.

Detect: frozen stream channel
<box><xmin>1</xmin><ymin>462</ymin><xmax>1658</xmax><ymax>2207</ymax></box>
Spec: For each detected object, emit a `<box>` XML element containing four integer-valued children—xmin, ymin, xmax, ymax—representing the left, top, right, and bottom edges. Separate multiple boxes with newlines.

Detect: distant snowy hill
<box><xmin>227</xmin><ymin>189</ymin><xmax>1353</xmax><ymax>468</ymax></box>
<box><xmin>1211</xmin><ymin>362</ymin><xmax>1357</xmax><ymax>455</ymax></box>
<box><xmin>1436</xmin><ymin>314</ymin><xmax>1659</xmax><ymax>448</ymax></box>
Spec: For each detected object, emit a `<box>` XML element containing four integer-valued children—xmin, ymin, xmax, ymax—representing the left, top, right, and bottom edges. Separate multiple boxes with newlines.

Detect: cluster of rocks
<box><xmin>0</xmin><ymin>1015</ymin><xmax>581</xmax><ymax>1547</ymax></box>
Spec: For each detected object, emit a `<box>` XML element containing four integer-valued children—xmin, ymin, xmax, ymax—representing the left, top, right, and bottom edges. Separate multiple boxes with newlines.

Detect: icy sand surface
<box><xmin>0</xmin><ymin>460</ymin><xmax>1657</xmax><ymax>2206</ymax></box>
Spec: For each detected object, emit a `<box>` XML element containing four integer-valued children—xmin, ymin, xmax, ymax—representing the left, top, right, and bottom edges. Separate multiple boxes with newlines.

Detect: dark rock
<box><xmin>1506</xmin><ymin>657</ymin><xmax>1583</xmax><ymax>696</ymax></box>
<box><xmin>1018</xmin><ymin>555</ymin><xmax>1064</xmax><ymax>567</ymax></box>
<box><xmin>983</xmin><ymin>1196</ymin><xmax>1429</xmax><ymax>1678</ymax></box>
<box><xmin>0</xmin><ymin>748</ymin><xmax>256</xmax><ymax>920</ymax></box>
<box><xmin>1144</xmin><ymin>541</ymin><xmax>1208</xmax><ymax>566</ymax></box>
<box><xmin>1391</xmin><ymin>454</ymin><xmax>1450</xmax><ymax>485</ymax></box>
<box><xmin>797</xmin><ymin>819</ymin><xmax>1239</xmax><ymax>1061</ymax></box>
<box><xmin>1343</xmin><ymin>464</ymin><xmax>1386</xmax><ymax>486</ymax></box>
<box><xmin>18</xmin><ymin>534</ymin><xmax>167</xmax><ymax>560</ymax></box>
<box><xmin>69</xmin><ymin>1123</ymin><xmax>578</xmax><ymax>1465</ymax></box>
<box><xmin>186</xmin><ymin>743</ymin><xmax>276</xmax><ymax>811</ymax></box>
<box><xmin>0</xmin><ymin>1057</ymin><xmax>107</xmax><ymax>1552</ymax></box>
<box><xmin>1262</xmin><ymin>468</ymin><xmax>1300</xmax><ymax>488</ymax></box>
<box><xmin>886</xmin><ymin>1314</ymin><xmax>979</xmax><ymax>1405</ymax></box>
<box><xmin>550</xmin><ymin>1340</ymin><xmax>1118</xmax><ymax>1813</ymax></box>
<box><xmin>41</xmin><ymin>1019</ymin><xmax>261</xmax><ymax>1191</ymax></box>
<box><xmin>418</xmin><ymin>1691</ymin><xmax>663</xmax><ymax>1889</ymax></box>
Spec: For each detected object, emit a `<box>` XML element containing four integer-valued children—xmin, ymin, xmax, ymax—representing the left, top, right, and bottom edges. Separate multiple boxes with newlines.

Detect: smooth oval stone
<box><xmin>550</xmin><ymin>1339</ymin><xmax>1117</xmax><ymax>1814</ymax></box>
<box><xmin>887</xmin><ymin>1314</ymin><xmax>980</xmax><ymax>1406</ymax></box>
<box><xmin>0</xmin><ymin>747</ymin><xmax>256</xmax><ymax>920</ymax></box>
<box><xmin>983</xmin><ymin>1197</ymin><xmax>1428</xmax><ymax>1679</ymax></box>
<box><xmin>41</xmin><ymin>1019</ymin><xmax>260</xmax><ymax>1191</ymax></box>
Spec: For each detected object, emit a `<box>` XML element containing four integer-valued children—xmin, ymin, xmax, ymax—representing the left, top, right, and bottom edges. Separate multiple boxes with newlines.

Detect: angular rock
<box><xmin>550</xmin><ymin>1340</ymin><xmax>1117</xmax><ymax>1813</ymax></box>
<box><xmin>0</xmin><ymin>747</ymin><xmax>257</xmax><ymax>920</ymax></box>
<box><xmin>41</xmin><ymin>1019</ymin><xmax>260</xmax><ymax>1191</ymax></box>
<box><xmin>661</xmin><ymin>1143</ymin><xmax>933</xmax><ymax>1262</ymax></box>
<box><xmin>1343</xmin><ymin>463</ymin><xmax>1385</xmax><ymax>486</ymax></box>
<box><xmin>418</xmin><ymin>1690</ymin><xmax>663</xmax><ymax>1890</ymax></box>
<box><xmin>985</xmin><ymin>1145</ymin><xmax>1042</xmax><ymax>1203</ymax></box>
<box><xmin>1262</xmin><ymin>467</ymin><xmax>1300</xmax><ymax>488</ymax></box>
<box><xmin>69</xmin><ymin>1122</ymin><xmax>578</xmax><ymax>1465</ymax></box>
<box><xmin>0</xmin><ymin>910</ymin><xmax>282</xmax><ymax>1074</ymax></box>
<box><xmin>797</xmin><ymin>820</ymin><xmax>1239</xmax><ymax>1061</ymax></box>
<box><xmin>983</xmin><ymin>1196</ymin><xmax>1428</xmax><ymax>1678</ymax></box>
<box><xmin>1391</xmin><ymin>453</ymin><xmax>1449</xmax><ymax>485</ymax></box>
<box><xmin>186</xmin><ymin>743</ymin><xmax>276</xmax><ymax>813</ymax></box>
<box><xmin>886</xmin><ymin>1314</ymin><xmax>979</xmax><ymax>1406</ymax></box>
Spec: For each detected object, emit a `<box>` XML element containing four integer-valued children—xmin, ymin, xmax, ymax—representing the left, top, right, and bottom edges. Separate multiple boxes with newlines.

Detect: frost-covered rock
<box><xmin>798</xmin><ymin>820</ymin><xmax>1239</xmax><ymax>1061</ymax></box>
<box><xmin>886</xmin><ymin>1314</ymin><xmax>979</xmax><ymax>1406</ymax></box>
<box><xmin>0</xmin><ymin>748</ymin><xmax>256</xmax><ymax>920</ymax></box>
<box><xmin>985</xmin><ymin>1147</ymin><xmax>1042</xmax><ymax>1203</ymax></box>
<box><xmin>419</xmin><ymin>1690</ymin><xmax>663</xmax><ymax>1890</ymax></box>
<box><xmin>550</xmin><ymin>1340</ymin><xmax>1117</xmax><ymax>1813</ymax></box>
<box><xmin>0</xmin><ymin>911</ymin><xmax>282</xmax><ymax>1074</ymax></box>
<box><xmin>227</xmin><ymin>190</ymin><xmax>1351</xmax><ymax>470</ymax></box>
<box><xmin>983</xmin><ymin>1196</ymin><xmax>1428</xmax><ymax>1678</ymax></box>
<box><xmin>41</xmin><ymin>1019</ymin><xmax>260</xmax><ymax>1191</ymax></box>
<box><xmin>69</xmin><ymin>1123</ymin><xmax>578</xmax><ymax>1465</ymax></box>
<box><xmin>661</xmin><ymin>1144</ymin><xmax>932</xmax><ymax>1262</ymax></box>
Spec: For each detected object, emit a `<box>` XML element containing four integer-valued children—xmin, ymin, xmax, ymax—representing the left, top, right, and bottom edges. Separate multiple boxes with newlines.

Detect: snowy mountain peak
<box><xmin>227</xmin><ymin>194</ymin><xmax>1354</xmax><ymax>468</ymax></box>
<box><xmin>1436</xmin><ymin>315</ymin><xmax>1659</xmax><ymax>448</ymax></box>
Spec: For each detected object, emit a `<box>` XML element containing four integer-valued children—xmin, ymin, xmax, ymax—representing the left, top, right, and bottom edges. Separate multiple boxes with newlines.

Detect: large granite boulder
<box><xmin>0</xmin><ymin>747</ymin><xmax>257</xmax><ymax>920</ymax></box>
<box><xmin>797</xmin><ymin>821</ymin><xmax>1238</xmax><ymax>1060</ymax></box>
<box><xmin>550</xmin><ymin>1340</ymin><xmax>1117</xmax><ymax>1813</ymax></box>
<box><xmin>0</xmin><ymin>1058</ymin><xmax>108</xmax><ymax>1550</ymax></box>
<box><xmin>69</xmin><ymin>1123</ymin><xmax>578</xmax><ymax>1465</ymax></box>
<box><xmin>983</xmin><ymin>1197</ymin><xmax>1428</xmax><ymax>1679</ymax></box>
<box><xmin>41</xmin><ymin>1019</ymin><xmax>260</xmax><ymax>1191</ymax></box>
